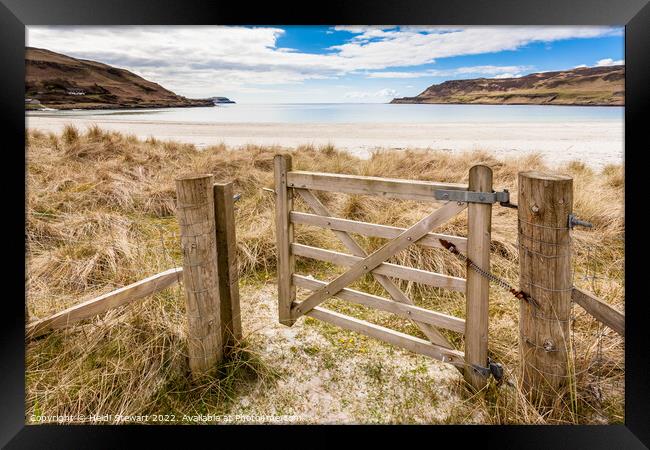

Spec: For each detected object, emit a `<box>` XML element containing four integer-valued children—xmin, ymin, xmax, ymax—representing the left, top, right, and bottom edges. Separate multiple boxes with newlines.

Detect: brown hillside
<box><xmin>25</xmin><ymin>47</ymin><xmax>214</xmax><ymax>110</ymax></box>
<box><xmin>391</xmin><ymin>65</ymin><xmax>624</xmax><ymax>106</ymax></box>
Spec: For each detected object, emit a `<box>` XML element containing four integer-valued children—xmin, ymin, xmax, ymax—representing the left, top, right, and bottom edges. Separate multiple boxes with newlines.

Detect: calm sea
<box><xmin>27</xmin><ymin>103</ymin><xmax>624</xmax><ymax>124</ymax></box>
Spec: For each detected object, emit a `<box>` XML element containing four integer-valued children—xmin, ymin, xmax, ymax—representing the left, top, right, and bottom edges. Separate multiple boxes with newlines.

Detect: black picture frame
<box><xmin>3</xmin><ymin>0</ymin><xmax>648</xmax><ymax>447</ymax></box>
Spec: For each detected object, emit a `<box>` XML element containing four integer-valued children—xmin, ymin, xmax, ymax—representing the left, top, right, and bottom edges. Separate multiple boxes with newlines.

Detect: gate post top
<box><xmin>468</xmin><ymin>165</ymin><xmax>493</xmax><ymax>190</ymax></box>
<box><xmin>274</xmin><ymin>153</ymin><xmax>292</xmax><ymax>162</ymax></box>
<box><xmin>175</xmin><ymin>173</ymin><xmax>214</xmax><ymax>182</ymax></box>
<box><xmin>518</xmin><ymin>170</ymin><xmax>572</xmax><ymax>182</ymax></box>
<box><xmin>469</xmin><ymin>164</ymin><xmax>492</xmax><ymax>173</ymax></box>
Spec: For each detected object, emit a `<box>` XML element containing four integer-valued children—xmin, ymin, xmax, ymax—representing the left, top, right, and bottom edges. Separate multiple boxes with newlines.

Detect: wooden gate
<box><xmin>274</xmin><ymin>154</ymin><xmax>494</xmax><ymax>390</ymax></box>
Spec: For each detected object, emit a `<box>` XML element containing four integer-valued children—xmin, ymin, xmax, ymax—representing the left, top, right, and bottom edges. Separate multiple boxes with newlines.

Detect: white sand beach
<box><xmin>26</xmin><ymin>116</ymin><xmax>624</xmax><ymax>169</ymax></box>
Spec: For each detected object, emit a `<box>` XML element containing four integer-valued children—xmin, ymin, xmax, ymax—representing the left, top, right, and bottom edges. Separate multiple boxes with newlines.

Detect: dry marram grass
<box><xmin>26</xmin><ymin>125</ymin><xmax>624</xmax><ymax>424</ymax></box>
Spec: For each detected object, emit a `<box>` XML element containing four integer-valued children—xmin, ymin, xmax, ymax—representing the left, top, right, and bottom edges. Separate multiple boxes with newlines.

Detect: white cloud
<box><xmin>329</xmin><ymin>26</ymin><xmax>620</xmax><ymax>69</ymax></box>
<box><xmin>26</xmin><ymin>26</ymin><xmax>621</xmax><ymax>97</ymax></box>
<box><xmin>367</xmin><ymin>65</ymin><xmax>530</xmax><ymax>79</ymax></box>
<box><xmin>344</xmin><ymin>88</ymin><xmax>397</xmax><ymax>100</ymax></box>
<box><xmin>333</xmin><ymin>26</ymin><xmax>397</xmax><ymax>34</ymax></box>
<box><xmin>367</xmin><ymin>71</ymin><xmax>426</xmax><ymax>79</ymax></box>
<box><xmin>493</xmin><ymin>73</ymin><xmax>519</xmax><ymax>78</ymax></box>
<box><xmin>595</xmin><ymin>58</ymin><xmax>624</xmax><ymax>66</ymax></box>
<box><xmin>573</xmin><ymin>64</ymin><xmax>588</xmax><ymax>68</ymax></box>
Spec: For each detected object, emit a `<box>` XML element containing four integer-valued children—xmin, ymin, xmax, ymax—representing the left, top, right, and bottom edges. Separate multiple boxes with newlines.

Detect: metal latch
<box><xmin>435</xmin><ymin>189</ymin><xmax>510</xmax><ymax>205</ymax></box>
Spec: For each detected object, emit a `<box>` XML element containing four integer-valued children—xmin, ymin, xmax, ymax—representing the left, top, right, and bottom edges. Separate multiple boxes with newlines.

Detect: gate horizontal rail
<box><xmin>307</xmin><ymin>307</ymin><xmax>466</xmax><ymax>368</ymax></box>
<box><xmin>287</xmin><ymin>171</ymin><xmax>467</xmax><ymax>202</ymax></box>
<box><xmin>292</xmin><ymin>243</ymin><xmax>466</xmax><ymax>291</ymax></box>
<box><xmin>294</xmin><ymin>274</ymin><xmax>466</xmax><ymax>333</ymax></box>
<box><xmin>290</xmin><ymin>210</ymin><xmax>468</xmax><ymax>252</ymax></box>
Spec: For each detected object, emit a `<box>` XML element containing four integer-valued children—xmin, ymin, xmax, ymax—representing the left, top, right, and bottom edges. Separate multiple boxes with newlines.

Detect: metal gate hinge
<box><xmin>568</xmin><ymin>214</ymin><xmax>593</xmax><ymax>229</ymax></box>
<box><xmin>435</xmin><ymin>189</ymin><xmax>510</xmax><ymax>205</ymax></box>
<box><xmin>471</xmin><ymin>358</ymin><xmax>504</xmax><ymax>382</ymax></box>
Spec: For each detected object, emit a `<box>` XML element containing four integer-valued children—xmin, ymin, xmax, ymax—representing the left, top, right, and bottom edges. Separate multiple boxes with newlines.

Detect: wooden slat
<box><xmin>572</xmin><ymin>287</ymin><xmax>624</xmax><ymax>336</ymax></box>
<box><xmin>287</xmin><ymin>171</ymin><xmax>467</xmax><ymax>202</ymax></box>
<box><xmin>214</xmin><ymin>182</ymin><xmax>243</xmax><ymax>349</ymax></box>
<box><xmin>292</xmin><ymin>201</ymin><xmax>467</xmax><ymax>317</ymax></box>
<box><xmin>274</xmin><ymin>155</ymin><xmax>297</xmax><ymax>326</ymax></box>
<box><xmin>27</xmin><ymin>268</ymin><xmax>183</xmax><ymax>339</ymax></box>
<box><xmin>294</xmin><ymin>275</ymin><xmax>465</xmax><ymax>333</ymax></box>
<box><xmin>297</xmin><ymin>188</ymin><xmax>454</xmax><ymax>349</ymax></box>
<box><xmin>292</xmin><ymin>243</ymin><xmax>466</xmax><ymax>291</ymax></box>
<box><xmin>464</xmin><ymin>165</ymin><xmax>493</xmax><ymax>391</ymax></box>
<box><xmin>306</xmin><ymin>307</ymin><xmax>465</xmax><ymax>368</ymax></box>
<box><xmin>290</xmin><ymin>210</ymin><xmax>467</xmax><ymax>252</ymax></box>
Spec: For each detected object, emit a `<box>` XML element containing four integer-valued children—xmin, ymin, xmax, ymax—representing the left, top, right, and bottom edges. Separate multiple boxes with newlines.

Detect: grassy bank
<box><xmin>26</xmin><ymin>125</ymin><xmax>624</xmax><ymax>424</ymax></box>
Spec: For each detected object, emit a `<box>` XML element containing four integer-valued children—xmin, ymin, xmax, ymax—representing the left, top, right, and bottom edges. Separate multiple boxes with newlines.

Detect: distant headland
<box><xmin>25</xmin><ymin>47</ymin><xmax>218</xmax><ymax>110</ymax></box>
<box><xmin>210</xmin><ymin>97</ymin><xmax>235</xmax><ymax>104</ymax></box>
<box><xmin>390</xmin><ymin>65</ymin><xmax>624</xmax><ymax>106</ymax></box>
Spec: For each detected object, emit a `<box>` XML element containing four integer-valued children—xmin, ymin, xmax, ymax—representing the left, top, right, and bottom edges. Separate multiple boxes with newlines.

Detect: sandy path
<box><xmin>228</xmin><ymin>283</ymin><xmax>473</xmax><ymax>424</ymax></box>
<box><xmin>26</xmin><ymin>116</ymin><xmax>624</xmax><ymax>169</ymax></box>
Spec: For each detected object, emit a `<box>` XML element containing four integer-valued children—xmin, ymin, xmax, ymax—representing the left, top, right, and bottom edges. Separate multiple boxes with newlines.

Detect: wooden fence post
<box><xmin>274</xmin><ymin>154</ymin><xmax>297</xmax><ymax>326</ymax></box>
<box><xmin>518</xmin><ymin>171</ymin><xmax>573</xmax><ymax>403</ymax></box>
<box><xmin>464</xmin><ymin>165</ymin><xmax>493</xmax><ymax>391</ymax></box>
<box><xmin>175</xmin><ymin>174</ymin><xmax>223</xmax><ymax>376</ymax></box>
<box><xmin>213</xmin><ymin>182</ymin><xmax>242</xmax><ymax>353</ymax></box>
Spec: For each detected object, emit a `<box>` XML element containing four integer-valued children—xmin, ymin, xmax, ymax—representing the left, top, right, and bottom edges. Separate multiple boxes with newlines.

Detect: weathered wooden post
<box><xmin>518</xmin><ymin>171</ymin><xmax>573</xmax><ymax>403</ymax></box>
<box><xmin>213</xmin><ymin>182</ymin><xmax>242</xmax><ymax>353</ymax></box>
<box><xmin>464</xmin><ymin>165</ymin><xmax>493</xmax><ymax>391</ymax></box>
<box><xmin>274</xmin><ymin>154</ymin><xmax>297</xmax><ymax>326</ymax></box>
<box><xmin>176</xmin><ymin>174</ymin><xmax>223</xmax><ymax>376</ymax></box>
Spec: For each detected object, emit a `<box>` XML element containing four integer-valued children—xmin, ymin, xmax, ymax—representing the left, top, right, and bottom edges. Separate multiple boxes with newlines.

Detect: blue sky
<box><xmin>27</xmin><ymin>26</ymin><xmax>624</xmax><ymax>103</ymax></box>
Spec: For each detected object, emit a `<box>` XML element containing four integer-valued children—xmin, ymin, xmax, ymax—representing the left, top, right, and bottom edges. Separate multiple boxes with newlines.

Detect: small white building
<box><xmin>66</xmin><ymin>88</ymin><xmax>86</xmax><ymax>96</ymax></box>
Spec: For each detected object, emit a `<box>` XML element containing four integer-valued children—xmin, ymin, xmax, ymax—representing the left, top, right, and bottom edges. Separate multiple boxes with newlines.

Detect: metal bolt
<box><xmin>457</xmin><ymin>201</ymin><xmax>464</xmax><ymax>206</ymax></box>
<box><xmin>326</xmin><ymin>290</ymin><xmax>330</xmax><ymax>294</ymax></box>
<box><xmin>479</xmin><ymin>195</ymin><xmax>485</xmax><ymax>201</ymax></box>
<box><xmin>543</xmin><ymin>339</ymin><xmax>555</xmax><ymax>352</ymax></box>
<box><xmin>531</xmin><ymin>205</ymin><xmax>539</xmax><ymax>213</ymax></box>
<box><xmin>363</xmin><ymin>265</ymin><xmax>368</xmax><ymax>270</ymax></box>
<box><xmin>407</xmin><ymin>237</ymin><xmax>412</xmax><ymax>241</ymax></box>
<box><xmin>442</xmin><ymin>193</ymin><xmax>449</xmax><ymax>199</ymax></box>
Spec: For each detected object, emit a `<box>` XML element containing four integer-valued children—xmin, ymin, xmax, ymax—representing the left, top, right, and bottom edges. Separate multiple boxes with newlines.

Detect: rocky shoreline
<box><xmin>27</xmin><ymin>100</ymin><xmax>214</xmax><ymax>111</ymax></box>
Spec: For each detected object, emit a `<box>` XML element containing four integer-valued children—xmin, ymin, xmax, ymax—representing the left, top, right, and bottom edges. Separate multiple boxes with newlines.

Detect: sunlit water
<box><xmin>27</xmin><ymin>103</ymin><xmax>623</xmax><ymax>124</ymax></box>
